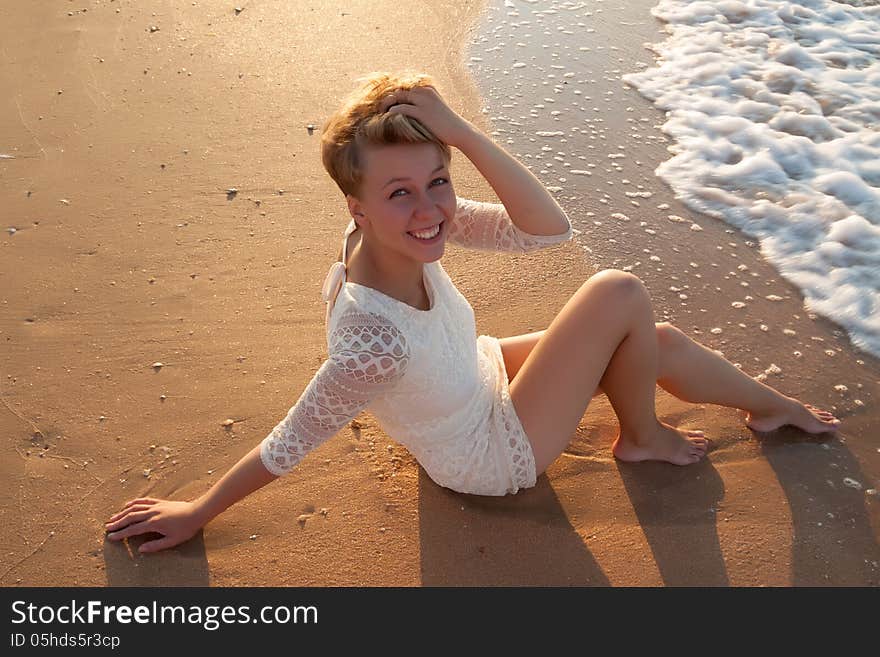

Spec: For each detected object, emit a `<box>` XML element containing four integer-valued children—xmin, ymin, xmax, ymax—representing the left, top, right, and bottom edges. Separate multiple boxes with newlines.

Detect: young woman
<box><xmin>106</xmin><ymin>72</ymin><xmax>840</xmax><ymax>554</ymax></box>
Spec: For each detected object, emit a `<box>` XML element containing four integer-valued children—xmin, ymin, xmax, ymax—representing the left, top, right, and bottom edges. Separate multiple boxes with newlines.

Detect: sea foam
<box><xmin>623</xmin><ymin>0</ymin><xmax>880</xmax><ymax>357</ymax></box>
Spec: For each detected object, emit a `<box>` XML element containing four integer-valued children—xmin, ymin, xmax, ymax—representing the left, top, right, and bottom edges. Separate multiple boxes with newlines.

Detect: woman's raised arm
<box><xmin>380</xmin><ymin>85</ymin><xmax>570</xmax><ymax>237</ymax></box>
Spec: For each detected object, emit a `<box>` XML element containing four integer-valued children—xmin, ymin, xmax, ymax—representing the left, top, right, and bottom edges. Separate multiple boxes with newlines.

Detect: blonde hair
<box><xmin>321</xmin><ymin>71</ymin><xmax>453</xmax><ymax>199</ymax></box>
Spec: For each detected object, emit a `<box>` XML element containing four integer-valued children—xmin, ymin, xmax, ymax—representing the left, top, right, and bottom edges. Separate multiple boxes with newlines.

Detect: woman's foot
<box><xmin>745</xmin><ymin>396</ymin><xmax>841</xmax><ymax>434</ymax></box>
<box><xmin>612</xmin><ymin>420</ymin><xmax>708</xmax><ymax>466</ymax></box>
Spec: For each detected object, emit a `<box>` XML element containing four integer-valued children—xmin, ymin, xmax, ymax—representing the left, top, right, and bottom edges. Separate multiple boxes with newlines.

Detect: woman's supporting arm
<box><xmin>191</xmin><ymin>443</ymin><xmax>278</xmax><ymax>525</ymax></box>
<box><xmin>105</xmin><ymin>444</ymin><xmax>277</xmax><ymax>553</ymax></box>
<box><xmin>106</xmin><ymin>308</ymin><xmax>411</xmax><ymax>554</ymax></box>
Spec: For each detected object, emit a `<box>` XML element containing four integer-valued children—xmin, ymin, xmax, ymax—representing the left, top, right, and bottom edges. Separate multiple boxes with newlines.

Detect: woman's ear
<box><xmin>346</xmin><ymin>195</ymin><xmax>365</xmax><ymax>226</ymax></box>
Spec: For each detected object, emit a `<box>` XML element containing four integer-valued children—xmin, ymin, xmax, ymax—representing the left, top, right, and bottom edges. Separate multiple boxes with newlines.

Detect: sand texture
<box><xmin>1</xmin><ymin>0</ymin><xmax>877</xmax><ymax>586</ymax></box>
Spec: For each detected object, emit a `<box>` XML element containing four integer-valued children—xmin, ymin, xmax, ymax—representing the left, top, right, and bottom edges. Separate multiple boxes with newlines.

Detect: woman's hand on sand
<box><xmin>105</xmin><ymin>497</ymin><xmax>204</xmax><ymax>554</ymax></box>
<box><xmin>380</xmin><ymin>85</ymin><xmax>474</xmax><ymax>148</ymax></box>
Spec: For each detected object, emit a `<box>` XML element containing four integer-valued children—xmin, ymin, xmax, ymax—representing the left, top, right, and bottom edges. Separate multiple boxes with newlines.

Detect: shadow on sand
<box><xmin>418</xmin><ymin>470</ymin><xmax>609</xmax><ymax>586</ymax></box>
<box><xmin>755</xmin><ymin>423</ymin><xmax>880</xmax><ymax>586</ymax></box>
<box><xmin>103</xmin><ymin>530</ymin><xmax>210</xmax><ymax>586</ymax></box>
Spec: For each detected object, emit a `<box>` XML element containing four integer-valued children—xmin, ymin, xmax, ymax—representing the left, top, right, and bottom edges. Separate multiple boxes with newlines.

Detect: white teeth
<box><xmin>409</xmin><ymin>223</ymin><xmax>441</xmax><ymax>240</ymax></box>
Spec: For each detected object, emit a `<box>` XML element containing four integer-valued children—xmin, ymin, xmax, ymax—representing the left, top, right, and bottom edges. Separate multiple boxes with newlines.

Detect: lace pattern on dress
<box><xmin>447</xmin><ymin>196</ymin><xmax>573</xmax><ymax>253</ymax></box>
<box><xmin>262</xmin><ymin>195</ymin><xmax>564</xmax><ymax>492</ymax></box>
<box><xmin>260</xmin><ymin>309</ymin><xmax>409</xmax><ymax>476</ymax></box>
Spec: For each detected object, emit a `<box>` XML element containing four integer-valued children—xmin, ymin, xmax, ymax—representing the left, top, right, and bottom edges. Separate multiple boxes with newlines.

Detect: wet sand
<box><xmin>1</xmin><ymin>0</ymin><xmax>877</xmax><ymax>586</ymax></box>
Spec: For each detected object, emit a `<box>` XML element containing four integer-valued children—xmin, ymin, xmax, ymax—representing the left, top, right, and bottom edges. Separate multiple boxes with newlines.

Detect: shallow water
<box><xmin>466</xmin><ymin>0</ymin><xmax>880</xmax><ymax>359</ymax></box>
<box><xmin>623</xmin><ymin>0</ymin><xmax>880</xmax><ymax>358</ymax></box>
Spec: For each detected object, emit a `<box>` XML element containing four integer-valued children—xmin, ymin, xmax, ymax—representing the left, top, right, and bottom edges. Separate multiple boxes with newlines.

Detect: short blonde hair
<box><xmin>321</xmin><ymin>71</ymin><xmax>453</xmax><ymax>199</ymax></box>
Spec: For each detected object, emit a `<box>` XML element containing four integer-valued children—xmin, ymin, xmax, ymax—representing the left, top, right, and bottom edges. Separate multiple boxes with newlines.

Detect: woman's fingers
<box><xmin>106</xmin><ymin>507</ymin><xmax>141</xmax><ymax>523</ymax></box>
<box><xmin>105</xmin><ymin>518</ymin><xmax>157</xmax><ymax>542</ymax></box>
<box><xmin>106</xmin><ymin>502</ymin><xmax>154</xmax><ymax>523</ymax></box>
<box><xmin>381</xmin><ymin>92</ymin><xmax>400</xmax><ymax>111</ymax></box>
<box><xmin>106</xmin><ymin>498</ymin><xmax>160</xmax><ymax>522</ymax></box>
<box><xmin>382</xmin><ymin>87</ymin><xmax>430</xmax><ymax>112</ymax></box>
<box><xmin>125</xmin><ymin>497</ymin><xmax>159</xmax><ymax>508</ymax></box>
<box><xmin>105</xmin><ymin>509</ymin><xmax>157</xmax><ymax>533</ymax></box>
<box><xmin>384</xmin><ymin>99</ymin><xmax>415</xmax><ymax>114</ymax></box>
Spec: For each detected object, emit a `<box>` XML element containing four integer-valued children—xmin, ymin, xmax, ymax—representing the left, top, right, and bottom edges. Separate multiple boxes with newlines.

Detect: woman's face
<box><xmin>347</xmin><ymin>142</ymin><xmax>456</xmax><ymax>265</ymax></box>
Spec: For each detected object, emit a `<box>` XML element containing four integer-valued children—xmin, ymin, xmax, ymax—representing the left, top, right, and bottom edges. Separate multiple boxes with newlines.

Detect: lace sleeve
<box><xmin>260</xmin><ymin>310</ymin><xmax>410</xmax><ymax>476</ymax></box>
<box><xmin>446</xmin><ymin>195</ymin><xmax>574</xmax><ymax>253</ymax></box>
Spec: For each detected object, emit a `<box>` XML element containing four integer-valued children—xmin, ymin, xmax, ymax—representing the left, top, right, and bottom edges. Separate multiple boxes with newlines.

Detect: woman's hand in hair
<box><xmin>380</xmin><ymin>85</ymin><xmax>474</xmax><ymax>149</ymax></box>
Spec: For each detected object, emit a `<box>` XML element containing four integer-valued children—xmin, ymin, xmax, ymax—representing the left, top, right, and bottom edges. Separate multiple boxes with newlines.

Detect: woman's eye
<box><xmin>389</xmin><ymin>178</ymin><xmax>448</xmax><ymax>199</ymax></box>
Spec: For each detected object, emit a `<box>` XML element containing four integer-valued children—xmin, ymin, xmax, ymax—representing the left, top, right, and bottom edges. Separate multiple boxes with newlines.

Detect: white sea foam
<box><xmin>622</xmin><ymin>0</ymin><xmax>880</xmax><ymax>357</ymax></box>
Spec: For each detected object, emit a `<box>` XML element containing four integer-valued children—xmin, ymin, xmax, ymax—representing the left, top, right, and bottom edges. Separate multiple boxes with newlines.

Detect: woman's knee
<box><xmin>655</xmin><ymin>322</ymin><xmax>690</xmax><ymax>380</ymax></box>
<box><xmin>656</xmin><ymin>321</ymin><xmax>690</xmax><ymax>353</ymax></box>
<box><xmin>582</xmin><ymin>269</ymin><xmax>650</xmax><ymax>307</ymax></box>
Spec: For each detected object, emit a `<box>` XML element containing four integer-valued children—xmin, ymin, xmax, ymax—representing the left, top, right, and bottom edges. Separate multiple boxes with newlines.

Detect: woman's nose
<box><xmin>414</xmin><ymin>193</ymin><xmax>440</xmax><ymax>218</ymax></box>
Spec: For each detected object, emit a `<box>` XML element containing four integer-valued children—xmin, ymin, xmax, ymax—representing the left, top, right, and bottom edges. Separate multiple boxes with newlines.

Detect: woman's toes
<box><xmin>813</xmin><ymin>409</ymin><xmax>839</xmax><ymax>421</ymax></box>
<box><xmin>690</xmin><ymin>441</ymin><xmax>708</xmax><ymax>455</ymax></box>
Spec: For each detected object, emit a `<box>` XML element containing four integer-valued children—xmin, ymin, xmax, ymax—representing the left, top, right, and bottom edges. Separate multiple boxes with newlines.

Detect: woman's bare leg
<box><xmin>589</xmin><ymin>274</ymin><xmax>708</xmax><ymax>466</ymax></box>
<box><xmin>654</xmin><ymin>323</ymin><xmax>841</xmax><ymax>433</ymax></box>
<box><xmin>507</xmin><ymin>269</ymin><xmax>707</xmax><ymax>477</ymax></box>
<box><xmin>500</xmin><ymin>321</ymin><xmax>841</xmax><ymax>443</ymax></box>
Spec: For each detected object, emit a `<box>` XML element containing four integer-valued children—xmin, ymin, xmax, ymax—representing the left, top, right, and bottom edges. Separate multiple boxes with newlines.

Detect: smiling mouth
<box><xmin>407</xmin><ymin>220</ymin><xmax>444</xmax><ymax>241</ymax></box>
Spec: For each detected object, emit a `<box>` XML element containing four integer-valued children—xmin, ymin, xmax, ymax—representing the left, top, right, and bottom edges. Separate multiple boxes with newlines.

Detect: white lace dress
<box><xmin>260</xmin><ymin>196</ymin><xmax>574</xmax><ymax>495</ymax></box>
